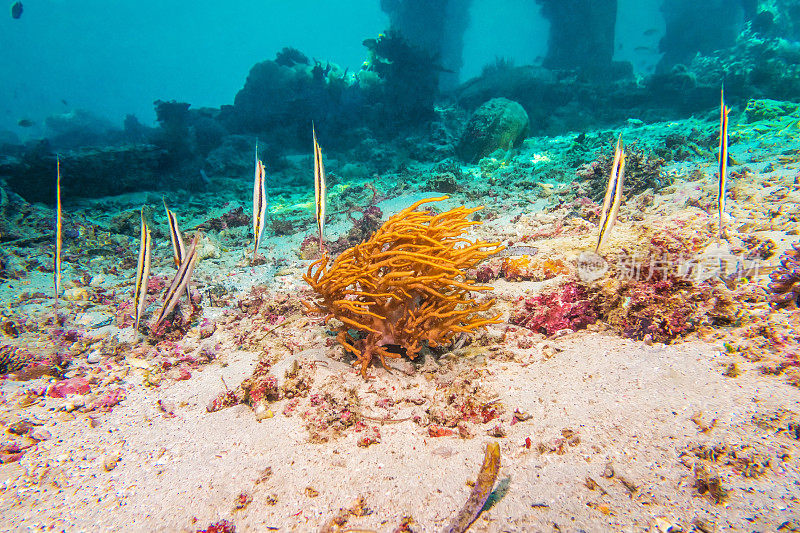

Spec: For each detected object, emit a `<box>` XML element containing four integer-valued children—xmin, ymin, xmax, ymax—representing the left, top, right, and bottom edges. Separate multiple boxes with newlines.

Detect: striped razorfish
<box><xmin>252</xmin><ymin>142</ymin><xmax>267</xmax><ymax>259</ymax></box>
<box><xmin>163</xmin><ymin>197</ymin><xmax>186</xmax><ymax>267</ymax></box>
<box><xmin>133</xmin><ymin>207</ymin><xmax>152</xmax><ymax>332</ymax></box>
<box><xmin>718</xmin><ymin>86</ymin><xmax>730</xmax><ymax>238</ymax></box>
<box><xmin>595</xmin><ymin>136</ymin><xmax>626</xmax><ymax>254</ymax></box>
<box><xmin>155</xmin><ymin>233</ymin><xmax>199</xmax><ymax>326</ymax></box>
<box><xmin>163</xmin><ymin>197</ymin><xmax>191</xmax><ymax>302</ymax></box>
<box><xmin>54</xmin><ymin>156</ymin><xmax>63</xmax><ymax>307</ymax></box>
<box><xmin>313</xmin><ymin>124</ymin><xmax>327</xmax><ymax>251</ymax></box>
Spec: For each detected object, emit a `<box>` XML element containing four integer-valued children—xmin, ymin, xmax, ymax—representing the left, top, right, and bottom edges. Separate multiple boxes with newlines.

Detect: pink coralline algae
<box><xmin>89</xmin><ymin>388</ymin><xmax>125</xmax><ymax>412</ymax></box>
<box><xmin>47</xmin><ymin>377</ymin><xmax>91</xmax><ymax>398</ymax></box>
<box><xmin>197</xmin><ymin>519</ymin><xmax>236</xmax><ymax>533</ymax></box>
<box><xmin>510</xmin><ymin>282</ymin><xmax>598</xmax><ymax>336</ymax></box>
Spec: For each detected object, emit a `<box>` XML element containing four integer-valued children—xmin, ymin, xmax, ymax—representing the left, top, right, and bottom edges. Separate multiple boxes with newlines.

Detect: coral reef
<box><xmin>304</xmin><ymin>196</ymin><xmax>503</xmax><ymax>375</ymax></box>
<box><xmin>590</xmin><ymin>256</ymin><xmax>738</xmax><ymax>343</ymax></box>
<box><xmin>274</xmin><ymin>46</ymin><xmax>309</xmax><ymax>67</ymax></box>
<box><xmin>688</xmin><ymin>27</ymin><xmax>800</xmax><ymax>100</ymax></box>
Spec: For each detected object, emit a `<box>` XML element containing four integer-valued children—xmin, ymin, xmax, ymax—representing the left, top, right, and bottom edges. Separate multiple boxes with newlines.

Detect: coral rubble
<box><xmin>768</xmin><ymin>240</ymin><xmax>800</xmax><ymax>309</ymax></box>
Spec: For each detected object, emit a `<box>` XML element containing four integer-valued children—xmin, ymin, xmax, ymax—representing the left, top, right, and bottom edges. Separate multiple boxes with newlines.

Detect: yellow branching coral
<box><xmin>304</xmin><ymin>196</ymin><xmax>504</xmax><ymax>375</ymax></box>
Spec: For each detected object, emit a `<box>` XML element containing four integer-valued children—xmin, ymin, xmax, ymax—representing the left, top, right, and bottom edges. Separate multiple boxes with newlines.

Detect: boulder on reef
<box><xmin>456</xmin><ymin>97</ymin><xmax>529</xmax><ymax>163</ymax></box>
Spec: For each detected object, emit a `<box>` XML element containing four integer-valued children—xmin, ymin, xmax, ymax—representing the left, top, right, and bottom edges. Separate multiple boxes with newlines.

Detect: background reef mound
<box><xmin>304</xmin><ymin>196</ymin><xmax>504</xmax><ymax>375</ymax></box>
<box><xmin>221</xmin><ymin>34</ymin><xmax>442</xmax><ymax>152</ymax></box>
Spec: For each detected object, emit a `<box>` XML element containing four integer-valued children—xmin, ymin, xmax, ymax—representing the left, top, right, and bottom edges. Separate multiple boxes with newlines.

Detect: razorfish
<box><xmin>133</xmin><ymin>208</ymin><xmax>152</xmax><ymax>332</ymax></box>
<box><xmin>718</xmin><ymin>85</ymin><xmax>730</xmax><ymax>238</ymax></box>
<box><xmin>252</xmin><ymin>142</ymin><xmax>267</xmax><ymax>259</ymax></box>
<box><xmin>163</xmin><ymin>197</ymin><xmax>190</xmax><ymax>301</ymax></box>
<box><xmin>595</xmin><ymin>136</ymin><xmax>626</xmax><ymax>254</ymax></box>
<box><xmin>313</xmin><ymin>124</ymin><xmax>327</xmax><ymax>251</ymax></box>
<box><xmin>155</xmin><ymin>233</ymin><xmax>199</xmax><ymax>326</ymax></box>
<box><xmin>54</xmin><ymin>157</ymin><xmax>62</xmax><ymax>308</ymax></box>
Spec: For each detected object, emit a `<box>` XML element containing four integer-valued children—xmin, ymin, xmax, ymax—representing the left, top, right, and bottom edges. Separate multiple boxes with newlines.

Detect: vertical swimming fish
<box><xmin>313</xmin><ymin>124</ymin><xmax>327</xmax><ymax>251</ymax></box>
<box><xmin>54</xmin><ymin>157</ymin><xmax>62</xmax><ymax>307</ymax></box>
<box><xmin>252</xmin><ymin>142</ymin><xmax>267</xmax><ymax>259</ymax></box>
<box><xmin>156</xmin><ymin>233</ymin><xmax>199</xmax><ymax>326</ymax></box>
<box><xmin>163</xmin><ymin>197</ymin><xmax>191</xmax><ymax>302</ymax></box>
<box><xmin>718</xmin><ymin>86</ymin><xmax>730</xmax><ymax>238</ymax></box>
<box><xmin>163</xmin><ymin>197</ymin><xmax>186</xmax><ymax>268</ymax></box>
<box><xmin>595</xmin><ymin>136</ymin><xmax>626</xmax><ymax>253</ymax></box>
<box><xmin>133</xmin><ymin>208</ymin><xmax>152</xmax><ymax>332</ymax></box>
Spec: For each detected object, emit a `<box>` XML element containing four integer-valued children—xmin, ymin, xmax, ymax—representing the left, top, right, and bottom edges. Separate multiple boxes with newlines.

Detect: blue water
<box><xmin>0</xmin><ymin>0</ymin><xmax>388</xmax><ymax>131</ymax></box>
<box><xmin>0</xmin><ymin>0</ymin><xmax>669</xmax><ymax>135</ymax></box>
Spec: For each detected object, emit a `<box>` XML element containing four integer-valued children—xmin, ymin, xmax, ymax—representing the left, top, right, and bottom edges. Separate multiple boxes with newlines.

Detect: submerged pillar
<box><xmin>537</xmin><ymin>0</ymin><xmax>619</xmax><ymax>79</ymax></box>
<box><xmin>656</xmin><ymin>0</ymin><xmax>745</xmax><ymax>73</ymax></box>
<box><xmin>379</xmin><ymin>0</ymin><xmax>472</xmax><ymax>90</ymax></box>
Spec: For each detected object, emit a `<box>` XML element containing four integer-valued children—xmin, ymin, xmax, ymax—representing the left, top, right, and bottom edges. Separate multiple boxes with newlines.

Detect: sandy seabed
<box><xmin>3</xmin><ymin>112</ymin><xmax>800</xmax><ymax>531</ymax></box>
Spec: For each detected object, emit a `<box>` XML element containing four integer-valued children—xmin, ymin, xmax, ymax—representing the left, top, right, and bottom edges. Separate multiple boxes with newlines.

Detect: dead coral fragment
<box><xmin>304</xmin><ymin>196</ymin><xmax>503</xmax><ymax>375</ymax></box>
<box><xmin>693</xmin><ymin>463</ymin><xmax>729</xmax><ymax>504</ymax></box>
<box><xmin>0</xmin><ymin>345</ymin><xmax>33</xmax><ymax>374</ymax></box>
<box><xmin>769</xmin><ymin>240</ymin><xmax>800</xmax><ymax>309</ymax></box>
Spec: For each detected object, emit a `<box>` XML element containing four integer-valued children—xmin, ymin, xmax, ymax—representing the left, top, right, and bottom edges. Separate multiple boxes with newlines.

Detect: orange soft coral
<box><xmin>304</xmin><ymin>196</ymin><xmax>504</xmax><ymax>376</ymax></box>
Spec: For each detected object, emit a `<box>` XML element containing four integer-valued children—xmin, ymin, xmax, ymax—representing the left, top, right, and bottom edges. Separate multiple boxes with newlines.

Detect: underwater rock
<box><xmin>456</xmin><ymin>98</ymin><xmax>529</xmax><ymax>164</ymax></box>
<box><xmin>204</xmin><ymin>134</ymin><xmax>256</xmax><ymax>178</ymax></box>
<box><xmin>1</xmin><ymin>144</ymin><xmax>168</xmax><ymax>203</ymax></box>
<box><xmin>744</xmin><ymin>98</ymin><xmax>800</xmax><ymax>122</ymax></box>
<box><xmin>44</xmin><ymin>109</ymin><xmax>117</xmax><ymax>150</ymax></box>
<box><xmin>455</xmin><ymin>66</ymin><xmax>559</xmax><ymax>116</ymax></box>
<box><xmin>0</xmin><ymin>130</ymin><xmax>19</xmax><ymax>146</ymax></box>
<box><xmin>0</xmin><ymin>178</ymin><xmax>40</xmax><ymax>246</ymax></box>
